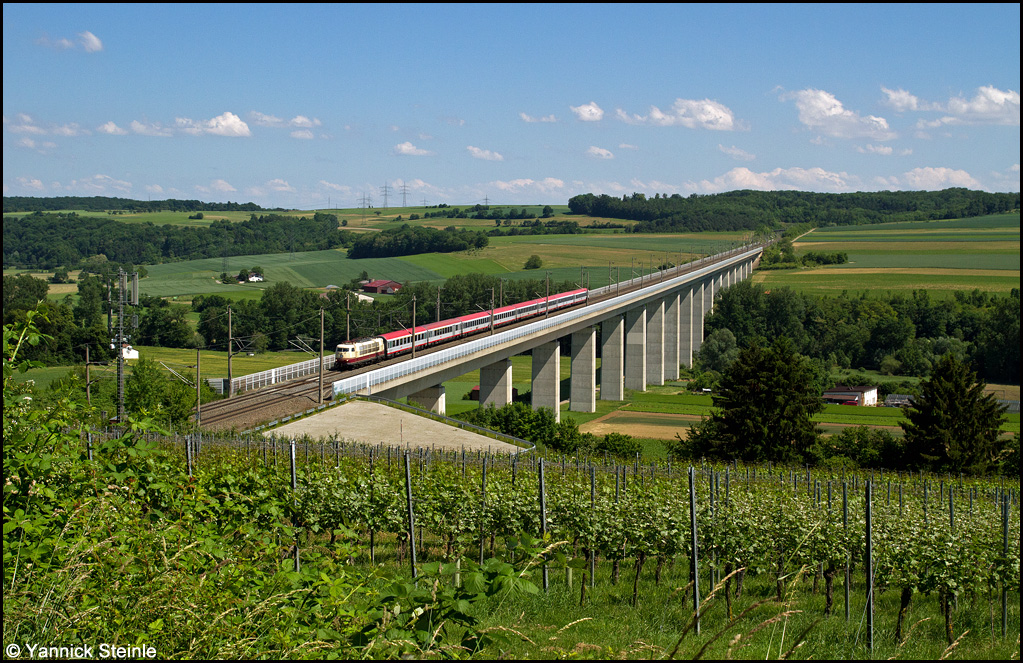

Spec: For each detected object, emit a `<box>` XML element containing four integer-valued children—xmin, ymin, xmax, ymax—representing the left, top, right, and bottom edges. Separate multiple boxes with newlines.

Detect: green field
<box><xmin>757</xmin><ymin>213</ymin><xmax>1020</xmax><ymax>297</ymax></box>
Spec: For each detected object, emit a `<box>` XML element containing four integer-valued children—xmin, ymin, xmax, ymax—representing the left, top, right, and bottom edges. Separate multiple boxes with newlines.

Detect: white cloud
<box><xmin>98</xmin><ymin>121</ymin><xmax>128</xmax><ymax>135</ymax></box>
<box><xmin>250</xmin><ymin>111</ymin><xmax>285</xmax><ymax>127</ymax></box>
<box><xmin>393</xmin><ymin>141</ymin><xmax>432</xmax><ymax>156</ymax></box>
<box><xmin>784</xmin><ymin>88</ymin><xmax>896</xmax><ymax>140</ymax></box>
<box><xmin>519</xmin><ymin>112</ymin><xmax>557</xmax><ymax>123</ymax></box>
<box><xmin>692</xmin><ymin>166</ymin><xmax>859</xmax><ymax>193</ymax></box>
<box><xmin>175</xmin><ymin>112</ymin><xmax>251</xmax><ymax>137</ymax></box>
<box><xmin>17</xmin><ymin>177</ymin><xmax>45</xmax><ymax>191</ymax></box>
<box><xmin>617</xmin><ymin>98</ymin><xmax>741</xmax><ymax>131</ymax></box>
<box><xmin>881</xmin><ymin>87</ymin><xmax>927</xmax><ymax>112</ymax></box>
<box><xmin>718</xmin><ymin>144</ymin><xmax>755</xmax><ymax>161</ymax></box>
<box><xmin>918</xmin><ymin>86</ymin><xmax>1020</xmax><ymax>128</ymax></box>
<box><xmin>618</xmin><ymin>143</ymin><xmax>638</xmax><ymax>150</ymax></box>
<box><xmin>490</xmin><ymin>177</ymin><xmax>565</xmax><ymax>194</ymax></box>
<box><xmin>290</xmin><ymin>129</ymin><xmax>314</xmax><ymax>140</ymax></box>
<box><xmin>570</xmin><ymin>101</ymin><xmax>604</xmax><ymax>122</ymax></box>
<box><xmin>130</xmin><ymin>120</ymin><xmax>173</xmax><ymax>137</ymax></box>
<box><xmin>7</xmin><ymin>114</ymin><xmax>46</xmax><ymax>134</ymax></box>
<box><xmin>467</xmin><ymin>145</ymin><xmax>504</xmax><ymax>161</ymax></box>
<box><xmin>35</xmin><ymin>32</ymin><xmax>102</xmax><ymax>52</ymax></box>
<box><xmin>289</xmin><ymin>115</ymin><xmax>321</xmax><ymax>128</ymax></box>
<box><xmin>586</xmin><ymin>146</ymin><xmax>614</xmax><ymax>159</ymax></box>
<box><xmin>857</xmin><ymin>144</ymin><xmax>894</xmax><ymax>155</ymax></box>
<box><xmin>71</xmin><ymin>174</ymin><xmax>132</xmax><ymax>194</ymax></box>
<box><xmin>196</xmin><ymin>179</ymin><xmax>237</xmax><ymax>194</ymax></box>
<box><xmin>78</xmin><ymin>31</ymin><xmax>103</xmax><ymax>53</ymax></box>
<box><xmin>901</xmin><ymin>167</ymin><xmax>982</xmax><ymax>190</ymax></box>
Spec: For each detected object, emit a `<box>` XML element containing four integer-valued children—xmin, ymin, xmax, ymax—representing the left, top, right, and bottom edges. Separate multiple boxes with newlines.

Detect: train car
<box><xmin>334</xmin><ymin>336</ymin><xmax>386</xmax><ymax>369</ymax></box>
<box><xmin>337</xmin><ymin>287</ymin><xmax>589</xmax><ymax>366</ymax></box>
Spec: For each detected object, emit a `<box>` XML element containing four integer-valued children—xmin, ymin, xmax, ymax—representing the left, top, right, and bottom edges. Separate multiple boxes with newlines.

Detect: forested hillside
<box><xmin>568</xmin><ymin>188</ymin><xmax>1020</xmax><ymax>232</ymax></box>
<box><xmin>3</xmin><ymin>211</ymin><xmax>347</xmax><ymax>268</ymax></box>
<box><xmin>2</xmin><ymin>196</ymin><xmax>266</xmax><ymax>214</ymax></box>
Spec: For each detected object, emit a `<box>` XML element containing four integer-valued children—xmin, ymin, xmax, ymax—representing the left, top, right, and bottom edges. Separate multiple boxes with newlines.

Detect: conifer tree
<box><xmin>901</xmin><ymin>354</ymin><xmax>1006</xmax><ymax>474</ymax></box>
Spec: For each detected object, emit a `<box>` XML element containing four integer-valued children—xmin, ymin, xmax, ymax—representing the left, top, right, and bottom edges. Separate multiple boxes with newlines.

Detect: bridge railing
<box><xmin>231</xmin><ymin>354</ymin><xmax>336</xmax><ymax>394</ymax></box>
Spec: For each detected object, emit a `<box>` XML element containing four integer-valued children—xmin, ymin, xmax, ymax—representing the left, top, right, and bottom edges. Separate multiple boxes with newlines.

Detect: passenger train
<box><xmin>334</xmin><ymin>287</ymin><xmax>588</xmax><ymax>369</ymax></box>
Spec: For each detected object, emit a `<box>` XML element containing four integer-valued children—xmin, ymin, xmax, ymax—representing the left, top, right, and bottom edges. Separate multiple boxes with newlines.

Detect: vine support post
<box><xmin>290</xmin><ymin>438</ymin><xmax>299</xmax><ymax>573</ymax></box>
<box><xmin>689</xmin><ymin>466</ymin><xmax>700</xmax><ymax>635</ymax></box>
<box><xmin>843</xmin><ymin>481</ymin><xmax>850</xmax><ymax>622</ymax></box>
<box><xmin>865</xmin><ymin>480</ymin><xmax>874</xmax><ymax>651</ymax></box>
<box><xmin>539</xmin><ymin>458</ymin><xmax>549</xmax><ymax>592</ymax></box>
<box><xmin>404</xmin><ymin>450</ymin><xmax>418</xmax><ymax>581</ymax></box>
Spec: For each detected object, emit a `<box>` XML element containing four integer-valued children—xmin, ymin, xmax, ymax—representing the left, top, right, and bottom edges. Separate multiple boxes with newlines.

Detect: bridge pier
<box><xmin>600</xmin><ymin>315</ymin><xmax>624</xmax><ymax>401</ymax></box>
<box><xmin>646</xmin><ymin>300</ymin><xmax>664</xmax><ymax>386</ymax></box>
<box><xmin>531</xmin><ymin>341</ymin><xmax>561</xmax><ymax>422</ymax></box>
<box><xmin>664</xmin><ymin>292</ymin><xmax>680</xmax><ymax>380</ymax></box>
<box><xmin>408</xmin><ymin>385</ymin><xmax>446</xmax><ymax>415</ymax></box>
<box><xmin>691</xmin><ymin>281</ymin><xmax>705</xmax><ymax>356</ymax></box>
<box><xmin>479</xmin><ymin>358</ymin><xmax>513</xmax><ymax>408</ymax></box>
<box><xmin>625</xmin><ymin>307</ymin><xmax>647</xmax><ymax>391</ymax></box>
<box><xmin>680</xmin><ymin>285</ymin><xmax>694</xmax><ymax>368</ymax></box>
<box><xmin>570</xmin><ymin>327</ymin><xmax>596</xmax><ymax>413</ymax></box>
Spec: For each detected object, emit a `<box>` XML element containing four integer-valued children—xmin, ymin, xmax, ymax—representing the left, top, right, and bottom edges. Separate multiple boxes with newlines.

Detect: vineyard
<box><xmin>116</xmin><ymin>430</ymin><xmax>1021</xmax><ymax>657</ymax></box>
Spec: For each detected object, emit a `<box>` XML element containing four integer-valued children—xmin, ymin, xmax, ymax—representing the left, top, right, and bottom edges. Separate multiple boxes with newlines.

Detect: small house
<box><xmin>823</xmin><ymin>385</ymin><xmax>878</xmax><ymax>406</ymax></box>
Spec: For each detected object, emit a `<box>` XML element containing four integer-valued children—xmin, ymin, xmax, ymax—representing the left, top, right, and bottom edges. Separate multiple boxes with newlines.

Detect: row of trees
<box><xmin>568</xmin><ymin>189</ymin><xmax>1020</xmax><ymax>232</ymax></box>
<box><xmin>702</xmin><ymin>281</ymin><xmax>1020</xmax><ymax>384</ymax></box>
<box><xmin>2</xmin><ymin>195</ymin><xmax>266</xmax><ymax>214</ymax></box>
<box><xmin>346</xmin><ymin>225</ymin><xmax>488</xmax><ymax>259</ymax></box>
<box><xmin>681</xmin><ymin>338</ymin><xmax>1012</xmax><ymax>475</ymax></box>
<box><xmin>4</xmin><ymin>211</ymin><xmax>347</xmax><ymax>268</ymax></box>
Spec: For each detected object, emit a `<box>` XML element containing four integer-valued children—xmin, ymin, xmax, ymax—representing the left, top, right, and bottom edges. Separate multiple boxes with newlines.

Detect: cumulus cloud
<box><xmin>490</xmin><ymin>178</ymin><xmax>565</xmax><ymax>195</ymax></box>
<box><xmin>175</xmin><ymin>112</ymin><xmax>251</xmax><ymax>137</ymax></box>
<box><xmin>393</xmin><ymin>141</ymin><xmax>432</xmax><ymax>156</ymax></box>
<box><xmin>570</xmin><ymin>102</ymin><xmax>604</xmax><ymax>122</ymax></box>
<box><xmin>78</xmin><ymin>31</ymin><xmax>103</xmax><ymax>53</ymax></box>
<box><xmin>519</xmin><ymin>112</ymin><xmax>557</xmax><ymax>123</ymax></box>
<box><xmin>881</xmin><ymin>87</ymin><xmax>928</xmax><ymax>112</ymax></box>
<box><xmin>290</xmin><ymin>130</ymin><xmax>314</xmax><ymax>140</ymax></box>
<box><xmin>195</xmin><ymin>179</ymin><xmax>237</xmax><ymax>194</ymax></box>
<box><xmin>35</xmin><ymin>31</ymin><xmax>102</xmax><ymax>52</ymax></box>
<box><xmin>857</xmin><ymin>144</ymin><xmax>894</xmax><ymax>155</ymax></box>
<box><xmin>96</xmin><ymin>121</ymin><xmax>127</xmax><ymax>135</ymax></box>
<box><xmin>784</xmin><ymin>88</ymin><xmax>896</xmax><ymax>140</ymax></box>
<box><xmin>917</xmin><ymin>86</ymin><xmax>1020</xmax><ymax>128</ymax></box>
<box><xmin>617</xmin><ymin>98</ymin><xmax>741</xmax><ymax>131</ymax></box>
<box><xmin>467</xmin><ymin>145</ymin><xmax>504</xmax><ymax>161</ymax></box>
<box><xmin>718</xmin><ymin>144</ymin><xmax>755</xmax><ymax>161</ymax></box>
<box><xmin>16</xmin><ymin>177</ymin><xmax>45</xmax><ymax>191</ymax></box>
<box><xmin>901</xmin><ymin>167</ymin><xmax>982</xmax><ymax>190</ymax></box>
<box><xmin>692</xmin><ymin>166</ymin><xmax>859</xmax><ymax>193</ymax></box>
<box><xmin>130</xmin><ymin>119</ymin><xmax>173</xmax><ymax>137</ymax></box>
<box><xmin>586</xmin><ymin>145</ymin><xmax>614</xmax><ymax>159</ymax></box>
<box><xmin>71</xmin><ymin>174</ymin><xmax>132</xmax><ymax>194</ymax></box>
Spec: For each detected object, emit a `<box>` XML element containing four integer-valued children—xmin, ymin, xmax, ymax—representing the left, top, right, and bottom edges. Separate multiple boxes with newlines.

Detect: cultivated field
<box><xmin>759</xmin><ymin>213</ymin><xmax>1020</xmax><ymax>297</ymax></box>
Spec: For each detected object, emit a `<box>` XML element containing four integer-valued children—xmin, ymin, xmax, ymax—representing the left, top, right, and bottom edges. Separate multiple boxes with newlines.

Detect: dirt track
<box><xmin>265</xmin><ymin>400</ymin><xmax>522</xmax><ymax>453</ymax></box>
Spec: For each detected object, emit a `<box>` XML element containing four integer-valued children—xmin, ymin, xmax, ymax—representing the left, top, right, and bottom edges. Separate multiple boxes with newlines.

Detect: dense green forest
<box><xmin>701</xmin><ymin>281</ymin><xmax>1020</xmax><ymax>385</ymax></box>
<box><xmin>347</xmin><ymin>225</ymin><xmax>489</xmax><ymax>259</ymax></box>
<box><xmin>2</xmin><ymin>195</ymin><xmax>267</xmax><ymax>214</ymax></box>
<box><xmin>568</xmin><ymin>188</ymin><xmax>1020</xmax><ymax>232</ymax></box>
<box><xmin>3</xmin><ymin>211</ymin><xmax>347</xmax><ymax>268</ymax></box>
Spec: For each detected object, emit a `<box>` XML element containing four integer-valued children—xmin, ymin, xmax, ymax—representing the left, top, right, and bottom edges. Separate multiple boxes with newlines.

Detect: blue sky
<box><xmin>3</xmin><ymin>3</ymin><xmax>1019</xmax><ymax>208</ymax></box>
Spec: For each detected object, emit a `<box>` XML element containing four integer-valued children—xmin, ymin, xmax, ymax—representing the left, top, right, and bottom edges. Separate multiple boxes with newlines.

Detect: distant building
<box><xmin>823</xmin><ymin>385</ymin><xmax>878</xmax><ymax>406</ymax></box>
<box><xmin>362</xmin><ymin>279</ymin><xmax>403</xmax><ymax>294</ymax></box>
<box><xmin>247</xmin><ymin>273</ymin><xmax>264</xmax><ymax>282</ymax></box>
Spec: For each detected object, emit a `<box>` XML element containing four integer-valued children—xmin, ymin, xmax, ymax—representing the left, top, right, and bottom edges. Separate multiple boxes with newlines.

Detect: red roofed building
<box><xmin>362</xmin><ymin>279</ymin><xmax>403</xmax><ymax>294</ymax></box>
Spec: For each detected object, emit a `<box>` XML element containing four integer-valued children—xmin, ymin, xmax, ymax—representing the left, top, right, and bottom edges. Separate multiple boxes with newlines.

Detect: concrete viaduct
<box><xmin>331</xmin><ymin>246</ymin><xmax>762</xmax><ymax>419</ymax></box>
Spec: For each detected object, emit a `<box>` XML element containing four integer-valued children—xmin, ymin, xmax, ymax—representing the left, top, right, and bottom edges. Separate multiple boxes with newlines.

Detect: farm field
<box><xmin>127</xmin><ymin>231</ymin><xmax>745</xmax><ymax>298</ymax></box>
<box><xmin>760</xmin><ymin>213</ymin><xmax>1020</xmax><ymax>297</ymax></box>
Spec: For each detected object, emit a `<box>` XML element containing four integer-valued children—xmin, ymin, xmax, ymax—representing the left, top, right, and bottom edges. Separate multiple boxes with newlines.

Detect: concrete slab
<box><xmin>266</xmin><ymin>400</ymin><xmax>522</xmax><ymax>453</ymax></box>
